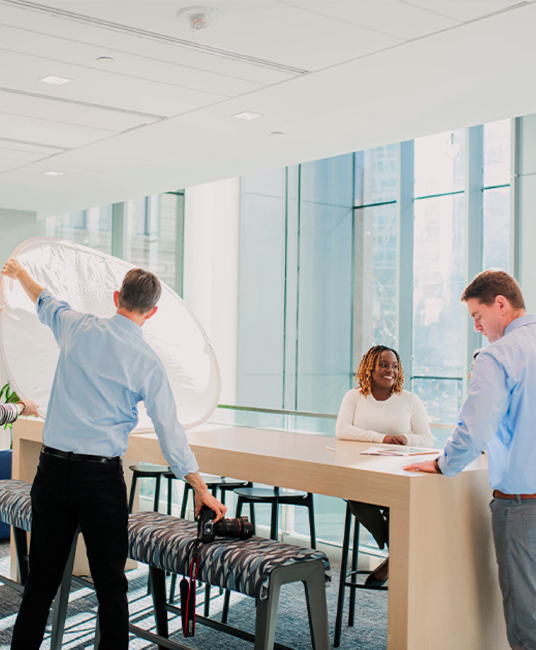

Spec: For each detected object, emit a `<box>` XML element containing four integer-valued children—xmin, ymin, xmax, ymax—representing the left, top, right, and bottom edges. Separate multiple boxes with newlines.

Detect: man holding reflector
<box><xmin>2</xmin><ymin>258</ymin><xmax>226</xmax><ymax>650</ymax></box>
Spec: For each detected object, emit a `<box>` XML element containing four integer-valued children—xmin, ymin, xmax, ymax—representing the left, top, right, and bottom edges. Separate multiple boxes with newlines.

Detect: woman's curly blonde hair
<box><xmin>356</xmin><ymin>345</ymin><xmax>404</xmax><ymax>397</ymax></box>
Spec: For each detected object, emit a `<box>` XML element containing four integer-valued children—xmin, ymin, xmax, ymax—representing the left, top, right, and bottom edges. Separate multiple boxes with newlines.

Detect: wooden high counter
<box><xmin>13</xmin><ymin>418</ymin><xmax>508</xmax><ymax>650</ymax></box>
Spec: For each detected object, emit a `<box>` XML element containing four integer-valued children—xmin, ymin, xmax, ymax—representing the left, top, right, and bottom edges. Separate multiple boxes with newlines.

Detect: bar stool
<box><xmin>334</xmin><ymin>501</ymin><xmax>388</xmax><ymax>647</ymax></box>
<box><xmin>234</xmin><ymin>486</ymin><xmax>316</xmax><ymax>547</ymax></box>
<box><xmin>128</xmin><ymin>464</ymin><xmax>172</xmax><ymax>513</ymax></box>
<box><xmin>220</xmin><ymin>485</ymin><xmax>316</xmax><ymax>623</ymax></box>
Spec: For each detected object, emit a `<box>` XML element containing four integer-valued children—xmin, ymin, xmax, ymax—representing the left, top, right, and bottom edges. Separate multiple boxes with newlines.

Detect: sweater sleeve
<box><xmin>401</xmin><ymin>392</ymin><xmax>435</xmax><ymax>447</ymax></box>
<box><xmin>0</xmin><ymin>404</ymin><xmax>19</xmax><ymax>426</ymax></box>
<box><xmin>335</xmin><ymin>390</ymin><xmax>386</xmax><ymax>443</ymax></box>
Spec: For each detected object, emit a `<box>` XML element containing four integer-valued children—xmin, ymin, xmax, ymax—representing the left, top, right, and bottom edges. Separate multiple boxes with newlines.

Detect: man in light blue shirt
<box><xmin>2</xmin><ymin>258</ymin><xmax>226</xmax><ymax>650</ymax></box>
<box><xmin>406</xmin><ymin>269</ymin><xmax>536</xmax><ymax>650</ymax></box>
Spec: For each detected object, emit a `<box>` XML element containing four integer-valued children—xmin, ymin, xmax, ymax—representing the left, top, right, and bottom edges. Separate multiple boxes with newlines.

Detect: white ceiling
<box><xmin>0</xmin><ymin>0</ymin><xmax>533</xmax><ymax>215</ymax></box>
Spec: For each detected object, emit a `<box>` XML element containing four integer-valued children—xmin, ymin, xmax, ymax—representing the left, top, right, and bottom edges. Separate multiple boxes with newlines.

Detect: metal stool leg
<box><xmin>128</xmin><ymin>473</ymin><xmax>138</xmax><ymax>513</ymax></box>
<box><xmin>305</xmin><ymin>492</ymin><xmax>316</xmax><ymax>549</ymax></box>
<box><xmin>348</xmin><ymin>516</ymin><xmax>360</xmax><ymax>627</ymax></box>
<box><xmin>334</xmin><ymin>503</ymin><xmax>352</xmax><ymax>648</ymax></box>
<box><xmin>269</xmin><ymin>498</ymin><xmax>279</xmax><ymax>540</ymax></box>
<box><xmin>166</xmin><ymin>475</ymin><xmax>174</xmax><ymax>515</ymax></box>
<box><xmin>153</xmin><ymin>475</ymin><xmax>161</xmax><ymax>512</ymax></box>
<box><xmin>221</xmin><ymin>588</ymin><xmax>231</xmax><ymax>624</ymax></box>
<box><xmin>180</xmin><ymin>483</ymin><xmax>191</xmax><ymax>519</ymax></box>
<box><xmin>50</xmin><ymin>529</ymin><xmax>80</xmax><ymax>650</ymax></box>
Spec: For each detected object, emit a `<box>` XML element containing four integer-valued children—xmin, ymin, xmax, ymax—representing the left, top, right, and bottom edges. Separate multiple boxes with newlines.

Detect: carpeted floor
<box><xmin>0</xmin><ymin>540</ymin><xmax>387</xmax><ymax>649</ymax></box>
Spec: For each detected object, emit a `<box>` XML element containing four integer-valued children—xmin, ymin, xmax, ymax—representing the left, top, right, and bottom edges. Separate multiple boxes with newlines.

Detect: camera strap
<box><xmin>180</xmin><ymin>540</ymin><xmax>200</xmax><ymax>637</ymax></box>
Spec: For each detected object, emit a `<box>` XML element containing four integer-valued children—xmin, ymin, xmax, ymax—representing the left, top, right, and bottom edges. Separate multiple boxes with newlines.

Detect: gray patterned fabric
<box><xmin>128</xmin><ymin>511</ymin><xmax>330</xmax><ymax>601</ymax></box>
<box><xmin>0</xmin><ymin>480</ymin><xmax>32</xmax><ymax>531</ymax></box>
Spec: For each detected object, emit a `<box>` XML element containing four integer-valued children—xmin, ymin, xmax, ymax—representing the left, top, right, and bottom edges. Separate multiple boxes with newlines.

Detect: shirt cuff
<box><xmin>168</xmin><ymin>456</ymin><xmax>199</xmax><ymax>479</ymax></box>
<box><xmin>37</xmin><ymin>289</ymin><xmax>50</xmax><ymax>307</ymax></box>
<box><xmin>437</xmin><ymin>454</ymin><xmax>456</xmax><ymax>477</ymax></box>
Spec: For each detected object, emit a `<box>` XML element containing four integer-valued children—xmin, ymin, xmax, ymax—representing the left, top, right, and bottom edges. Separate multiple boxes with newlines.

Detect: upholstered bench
<box><xmin>128</xmin><ymin>511</ymin><xmax>331</xmax><ymax>650</ymax></box>
<box><xmin>0</xmin><ymin>479</ymin><xmax>33</xmax><ymax>585</ymax></box>
<box><xmin>0</xmin><ymin>481</ymin><xmax>330</xmax><ymax>650</ymax></box>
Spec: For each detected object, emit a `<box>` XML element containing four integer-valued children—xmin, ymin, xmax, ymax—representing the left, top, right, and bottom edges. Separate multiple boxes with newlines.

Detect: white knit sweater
<box><xmin>335</xmin><ymin>388</ymin><xmax>434</xmax><ymax>447</ymax></box>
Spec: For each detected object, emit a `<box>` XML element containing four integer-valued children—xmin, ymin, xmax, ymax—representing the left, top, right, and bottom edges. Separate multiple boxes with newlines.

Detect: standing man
<box><xmin>2</xmin><ymin>258</ymin><xmax>226</xmax><ymax>650</ymax></box>
<box><xmin>406</xmin><ymin>269</ymin><xmax>536</xmax><ymax>650</ymax></box>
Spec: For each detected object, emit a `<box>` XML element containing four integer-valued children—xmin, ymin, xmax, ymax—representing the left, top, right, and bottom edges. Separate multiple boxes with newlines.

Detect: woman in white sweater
<box><xmin>335</xmin><ymin>345</ymin><xmax>433</xmax><ymax>586</ymax></box>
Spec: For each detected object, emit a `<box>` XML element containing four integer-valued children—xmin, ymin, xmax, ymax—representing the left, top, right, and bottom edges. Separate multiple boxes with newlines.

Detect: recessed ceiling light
<box><xmin>96</xmin><ymin>56</ymin><xmax>115</xmax><ymax>63</ymax></box>
<box><xmin>271</xmin><ymin>131</ymin><xmax>285</xmax><ymax>136</ymax></box>
<box><xmin>43</xmin><ymin>170</ymin><xmax>65</xmax><ymax>177</ymax></box>
<box><xmin>39</xmin><ymin>75</ymin><xmax>72</xmax><ymax>86</ymax></box>
<box><xmin>233</xmin><ymin>111</ymin><xmax>263</xmax><ymax>121</ymax></box>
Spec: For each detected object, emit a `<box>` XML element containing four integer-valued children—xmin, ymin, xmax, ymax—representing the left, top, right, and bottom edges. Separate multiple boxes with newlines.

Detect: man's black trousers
<box><xmin>11</xmin><ymin>450</ymin><xmax>129</xmax><ymax>650</ymax></box>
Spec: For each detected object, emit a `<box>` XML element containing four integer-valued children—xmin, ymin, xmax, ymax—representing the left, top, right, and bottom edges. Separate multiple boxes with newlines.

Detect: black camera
<box><xmin>196</xmin><ymin>506</ymin><xmax>254</xmax><ymax>543</ymax></box>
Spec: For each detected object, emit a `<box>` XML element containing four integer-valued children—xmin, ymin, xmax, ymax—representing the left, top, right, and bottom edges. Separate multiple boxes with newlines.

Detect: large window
<box><xmin>41</xmin><ymin>206</ymin><xmax>112</xmax><ymax>255</ymax></box>
<box><xmin>412</xmin><ymin>145</ymin><xmax>466</xmax><ymax>423</ymax></box>
<box><xmin>42</xmin><ymin>192</ymin><xmax>185</xmax><ymax>293</ymax></box>
<box><xmin>483</xmin><ymin>119</ymin><xmax>511</xmax><ymax>272</ymax></box>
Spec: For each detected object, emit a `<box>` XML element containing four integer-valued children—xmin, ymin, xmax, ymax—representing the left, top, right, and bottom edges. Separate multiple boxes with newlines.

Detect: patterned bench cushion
<box><xmin>0</xmin><ymin>479</ymin><xmax>32</xmax><ymax>532</ymax></box>
<box><xmin>128</xmin><ymin>511</ymin><xmax>330</xmax><ymax>601</ymax></box>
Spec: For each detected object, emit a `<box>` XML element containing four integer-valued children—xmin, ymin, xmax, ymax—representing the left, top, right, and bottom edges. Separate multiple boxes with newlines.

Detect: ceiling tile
<box><xmin>0</xmin><ymin>90</ymin><xmax>160</xmax><ymax>131</ymax></box>
<box><xmin>278</xmin><ymin>0</ymin><xmax>459</xmax><ymax>39</ymax></box>
<box><xmin>0</xmin><ymin>49</ymin><xmax>226</xmax><ymax>117</ymax></box>
<box><xmin>0</xmin><ymin>112</ymin><xmax>116</xmax><ymax>148</ymax></box>
<box><xmin>400</xmin><ymin>0</ymin><xmax>523</xmax><ymax>22</ymax></box>
<box><xmin>0</xmin><ymin>148</ymin><xmax>50</xmax><ymax>163</ymax></box>
<box><xmin>0</xmin><ymin>139</ymin><xmax>66</xmax><ymax>156</ymax></box>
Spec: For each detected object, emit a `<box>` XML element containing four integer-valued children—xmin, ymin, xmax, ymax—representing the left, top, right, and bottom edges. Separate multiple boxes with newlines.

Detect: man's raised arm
<box><xmin>2</xmin><ymin>259</ymin><xmax>44</xmax><ymax>303</ymax></box>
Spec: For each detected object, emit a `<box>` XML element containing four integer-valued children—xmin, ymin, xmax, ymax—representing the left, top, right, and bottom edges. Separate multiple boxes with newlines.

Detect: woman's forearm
<box><xmin>0</xmin><ymin>403</ymin><xmax>21</xmax><ymax>426</ymax></box>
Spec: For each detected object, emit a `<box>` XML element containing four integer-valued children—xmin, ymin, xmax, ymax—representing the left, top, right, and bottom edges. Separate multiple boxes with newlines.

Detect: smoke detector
<box><xmin>177</xmin><ymin>6</ymin><xmax>224</xmax><ymax>33</ymax></box>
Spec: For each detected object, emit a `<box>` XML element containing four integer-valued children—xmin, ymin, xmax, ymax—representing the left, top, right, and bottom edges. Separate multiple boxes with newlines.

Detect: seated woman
<box><xmin>335</xmin><ymin>345</ymin><xmax>433</xmax><ymax>586</ymax></box>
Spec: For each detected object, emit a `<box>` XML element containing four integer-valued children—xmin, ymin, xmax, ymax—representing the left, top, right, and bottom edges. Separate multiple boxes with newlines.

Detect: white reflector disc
<box><xmin>0</xmin><ymin>237</ymin><xmax>220</xmax><ymax>429</ymax></box>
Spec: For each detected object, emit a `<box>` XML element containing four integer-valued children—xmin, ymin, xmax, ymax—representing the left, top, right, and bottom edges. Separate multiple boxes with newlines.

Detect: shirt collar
<box><xmin>504</xmin><ymin>313</ymin><xmax>536</xmax><ymax>336</ymax></box>
<box><xmin>111</xmin><ymin>313</ymin><xmax>143</xmax><ymax>338</ymax></box>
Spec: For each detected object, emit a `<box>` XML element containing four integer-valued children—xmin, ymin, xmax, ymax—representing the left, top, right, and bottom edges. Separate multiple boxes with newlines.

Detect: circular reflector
<box><xmin>0</xmin><ymin>237</ymin><xmax>220</xmax><ymax>429</ymax></box>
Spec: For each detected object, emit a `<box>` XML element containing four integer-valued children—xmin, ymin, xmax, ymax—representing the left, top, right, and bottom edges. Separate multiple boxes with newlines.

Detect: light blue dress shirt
<box><xmin>439</xmin><ymin>314</ymin><xmax>536</xmax><ymax>493</ymax></box>
<box><xmin>37</xmin><ymin>290</ymin><xmax>199</xmax><ymax>478</ymax></box>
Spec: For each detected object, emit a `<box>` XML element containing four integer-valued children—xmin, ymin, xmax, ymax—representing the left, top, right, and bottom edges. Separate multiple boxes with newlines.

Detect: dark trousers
<box><xmin>348</xmin><ymin>500</ymin><xmax>389</xmax><ymax>549</ymax></box>
<box><xmin>491</xmin><ymin>497</ymin><xmax>536</xmax><ymax>650</ymax></box>
<box><xmin>11</xmin><ymin>451</ymin><xmax>129</xmax><ymax>650</ymax></box>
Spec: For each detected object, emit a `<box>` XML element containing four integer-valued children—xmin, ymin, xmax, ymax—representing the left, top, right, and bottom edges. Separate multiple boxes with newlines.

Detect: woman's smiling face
<box><xmin>371</xmin><ymin>350</ymin><xmax>399</xmax><ymax>392</ymax></box>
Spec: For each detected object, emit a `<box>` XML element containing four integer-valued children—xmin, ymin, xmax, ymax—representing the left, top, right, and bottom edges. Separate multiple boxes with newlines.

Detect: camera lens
<box><xmin>215</xmin><ymin>516</ymin><xmax>254</xmax><ymax>540</ymax></box>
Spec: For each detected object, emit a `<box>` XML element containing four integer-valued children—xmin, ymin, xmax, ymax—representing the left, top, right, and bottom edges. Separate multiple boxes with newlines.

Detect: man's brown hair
<box><xmin>118</xmin><ymin>268</ymin><xmax>162</xmax><ymax>314</ymax></box>
<box><xmin>461</xmin><ymin>269</ymin><xmax>525</xmax><ymax>310</ymax></box>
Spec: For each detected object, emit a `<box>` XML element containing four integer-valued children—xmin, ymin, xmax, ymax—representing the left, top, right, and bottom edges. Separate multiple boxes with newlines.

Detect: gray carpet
<box><xmin>0</xmin><ymin>541</ymin><xmax>387</xmax><ymax>649</ymax></box>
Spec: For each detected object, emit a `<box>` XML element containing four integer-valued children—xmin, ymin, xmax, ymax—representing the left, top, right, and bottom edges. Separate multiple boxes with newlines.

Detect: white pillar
<box><xmin>514</xmin><ymin>114</ymin><xmax>536</xmax><ymax>312</ymax></box>
<box><xmin>183</xmin><ymin>179</ymin><xmax>240</xmax><ymax>404</ymax></box>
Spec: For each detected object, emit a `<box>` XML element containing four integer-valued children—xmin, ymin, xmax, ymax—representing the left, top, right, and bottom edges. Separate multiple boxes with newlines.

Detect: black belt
<box><xmin>41</xmin><ymin>446</ymin><xmax>120</xmax><ymax>465</ymax></box>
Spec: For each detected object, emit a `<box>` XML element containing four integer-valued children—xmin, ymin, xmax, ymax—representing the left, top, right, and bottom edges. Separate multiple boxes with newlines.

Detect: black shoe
<box><xmin>364</xmin><ymin>572</ymin><xmax>388</xmax><ymax>588</ymax></box>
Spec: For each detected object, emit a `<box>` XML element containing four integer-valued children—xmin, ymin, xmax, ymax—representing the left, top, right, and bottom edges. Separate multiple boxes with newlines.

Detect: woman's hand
<box><xmin>18</xmin><ymin>399</ymin><xmax>39</xmax><ymax>417</ymax></box>
<box><xmin>383</xmin><ymin>434</ymin><xmax>407</xmax><ymax>445</ymax></box>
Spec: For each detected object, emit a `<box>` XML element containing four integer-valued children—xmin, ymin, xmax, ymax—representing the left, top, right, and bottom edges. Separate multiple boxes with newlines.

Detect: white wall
<box><xmin>183</xmin><ymin>178</ymin><xmax>240</xmax><ymax>405</ymax></box>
